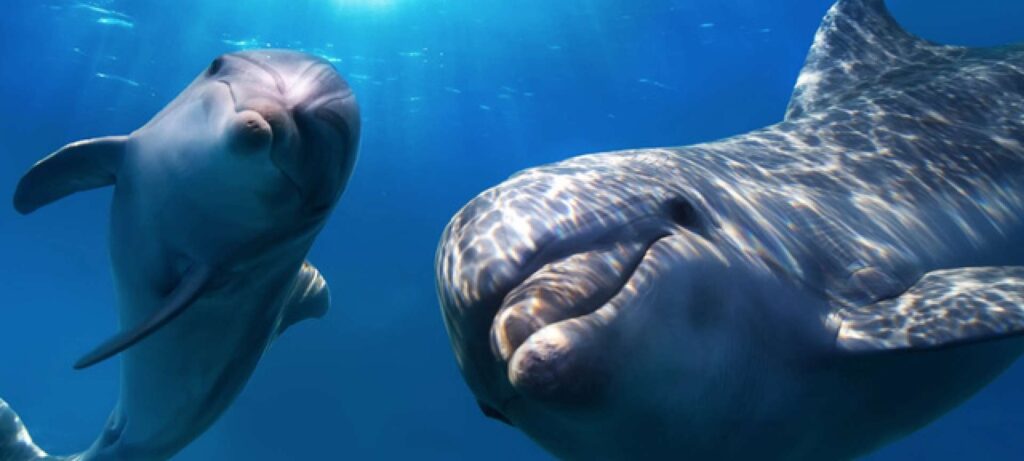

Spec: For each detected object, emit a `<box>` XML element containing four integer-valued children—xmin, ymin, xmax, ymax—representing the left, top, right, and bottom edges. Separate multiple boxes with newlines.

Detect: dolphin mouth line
<box><xmin>218</xmin><ymin>80</ymin><xmax>242</xmax><ymax>113</ymax></box>
<box><xmin>490</xmin><ymin>226</ymin><xmax>672</xmax><ymax>364</ymax></box>
<box><xmin>490</xmin><ymin>233</ymin><xmax>671</xmax><ymax>420</ymax></box>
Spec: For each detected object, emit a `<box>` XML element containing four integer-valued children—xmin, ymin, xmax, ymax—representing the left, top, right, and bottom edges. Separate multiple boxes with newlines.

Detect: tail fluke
<box><xmin>0</xmin><ymin>399</ymin><xmax>54</xmax><ymax>461</ymax></box>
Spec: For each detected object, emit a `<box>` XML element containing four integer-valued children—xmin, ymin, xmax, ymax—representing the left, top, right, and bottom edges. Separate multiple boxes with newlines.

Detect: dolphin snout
<box><xmin>439</xmin><ymin>167</ymin><xmax>693</xmax><ymax>314</ymax></box>
<box><xmin>437</xmin><ymin>162</ymin><xmax>706</xmax><ymax>408</ymax></box>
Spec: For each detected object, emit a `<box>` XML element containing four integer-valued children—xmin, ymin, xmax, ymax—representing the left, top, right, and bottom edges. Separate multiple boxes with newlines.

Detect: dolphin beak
<box><xmin>274</xmin><ymin>92</ymin><xmax>360</xmax><ymax>213</ymax></box>
<box><xmin>436</xmin><ymin>166</ymin><xmax>705</xmax><ymax>410</ymax></box>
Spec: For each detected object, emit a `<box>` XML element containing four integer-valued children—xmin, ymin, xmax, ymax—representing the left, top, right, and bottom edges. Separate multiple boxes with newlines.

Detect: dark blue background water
<box><xmin>0</xmin><ymin>0</ymin><xmax>1022</xmax><ymax>459</ymax></box>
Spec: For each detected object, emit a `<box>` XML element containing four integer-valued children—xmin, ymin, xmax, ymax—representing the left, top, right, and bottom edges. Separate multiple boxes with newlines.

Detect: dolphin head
<box><xmin>436</xmin><ymin>151</ymin><xmax>831</xmax><ymax>456</ymax></box>
<box><xmin>437</xmin><ymin>153</ymin><xmax>706</xmax><ymax>403</ymax></box>
<box><xmin>136</xmin><ymin>49</ymin><xmax>360</xmax><ymax>230</ymax></box>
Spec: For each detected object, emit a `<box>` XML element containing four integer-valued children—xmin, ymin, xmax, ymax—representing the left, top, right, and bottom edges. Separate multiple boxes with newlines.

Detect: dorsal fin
<box><xmin>785</xmin><ymin>0</ymin><xmax>965</xmax><ymax>120</ymax></box>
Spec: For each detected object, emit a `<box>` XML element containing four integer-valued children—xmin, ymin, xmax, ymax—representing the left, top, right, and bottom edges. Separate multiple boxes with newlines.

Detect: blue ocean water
<box><xmin>0</xmin><ymin>0</ymin><xmax>1022</xmax><ymax>459</ymax></box>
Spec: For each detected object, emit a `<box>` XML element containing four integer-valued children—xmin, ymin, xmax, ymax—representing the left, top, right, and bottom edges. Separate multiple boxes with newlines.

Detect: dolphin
<box><xmin>0</xmin><ymin>49</ymin><xmax>359</xmax><ymax>461</ymax></box>
<box><xmin>436</xmin><ymin>1</ymin><xmax>1024</xmax><ymax>459</ymax></box>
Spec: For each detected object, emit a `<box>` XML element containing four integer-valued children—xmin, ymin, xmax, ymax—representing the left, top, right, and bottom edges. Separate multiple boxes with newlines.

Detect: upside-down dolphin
<box><xmin>436</xmin><ymin>1</ymin><xmax>1024</xmax><ymax>459</ymax></box>
<box><xmin>1</xmin><ymin>49</ymin><xmax>359</xmax><ymax>461</ymax></box>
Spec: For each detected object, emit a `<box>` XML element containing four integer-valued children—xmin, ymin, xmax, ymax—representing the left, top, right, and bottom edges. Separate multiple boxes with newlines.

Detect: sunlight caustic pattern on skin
<box><xmin>0</xmin><ymin>401</ymin><xmax>46</xmax><ymax>459</ymax></box>
<box><xmin>441</xmin><ymin>52</ymin><xmax>1024</xmax><ymax>370</ymax></box>
<box><xmin>436</xmin><ymin>0</ymin><xmax>1024</xmax><ymax>457</ymax></box>
<box><xmin>839</xmin><ymin>267</ymin><xmax>1024</xmax><ymax>350</ymax></box>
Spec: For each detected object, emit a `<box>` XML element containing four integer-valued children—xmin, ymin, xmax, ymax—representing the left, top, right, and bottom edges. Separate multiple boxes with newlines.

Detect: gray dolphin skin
<box><xmin>1</xmin><ymin>49</ymin><xmax>359</xmax><ymax>460</ymax></box>
<box><xmin>436</xmin><ymin>1</ymin><xmax>1024</xmax><ymax>459</ymax></box>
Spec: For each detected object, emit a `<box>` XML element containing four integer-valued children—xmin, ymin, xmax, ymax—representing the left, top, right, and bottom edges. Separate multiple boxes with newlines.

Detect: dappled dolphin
<box><xmin>436</xmin><ymin>0</ymin><xmax>1024</xmax><ymax>459</ymax></box>
<box><xmin>1</xmin><ymin>49</ymin><xmax>359</xmax><ymax>460</ymax></box>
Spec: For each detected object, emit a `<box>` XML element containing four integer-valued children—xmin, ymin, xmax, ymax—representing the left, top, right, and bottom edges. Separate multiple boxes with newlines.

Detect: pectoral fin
<box><xmin>276</xmin><ymin>261</ymin><xmax>330</xmax><ymax>337</ymax></box>
<box><xmin>14</xmin><ymin>136</ymin><xmax>128</xmax><ymax>215</ymax></box>
<box><xmin>74</xmin><ymin>264</ymin><xmax>214</xmax><ymax>370</ymax></box>
<box><xmin>837</xmin><ymin>267</ymin><xmax>1024</xmax><ymax>353</ymax></box>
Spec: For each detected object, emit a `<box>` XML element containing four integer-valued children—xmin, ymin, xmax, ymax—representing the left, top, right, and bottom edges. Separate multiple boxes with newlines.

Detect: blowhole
<box><xmin>207</xmin><ymin>57</ymin><xmax>225</xmax><ymax>76</ymax></box>
<box><xmin>229</xmin><ymin>112</ymin><xmax>273</xmax><ymax>153</ymax></box>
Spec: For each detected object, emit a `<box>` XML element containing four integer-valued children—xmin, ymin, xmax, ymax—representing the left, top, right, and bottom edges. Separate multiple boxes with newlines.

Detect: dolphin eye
<box><xmin>207</xmin><ymin>57</ymin><xmax>225</xmax><ymax>76</ymax></box>
<box><xmin>666</xmin><ymin>198</ymin><xmax>709</xmax><ymax>236</ymax></box>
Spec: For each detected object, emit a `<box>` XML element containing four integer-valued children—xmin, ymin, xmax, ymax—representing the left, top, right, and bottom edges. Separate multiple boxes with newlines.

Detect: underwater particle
<box><xmin>74</xmin><ymin>3</ymin><xmax>130</xmax><ymax>18</ymax></box>
<box><xmin>95</xmin><ymin>72</ymin><xmax>140</xmax><ymax>87</ymax></box>
<box><xmin>221</xmin><ymin>38</ymin><xmax>262</xmax><ymax>48</ymax></box>
<box><xmin>479</xmin><ymin>104</ymin><xmax>492</xmax><ymax>111</ymax></box>
<box><xmin>637</xmin><ymin>78</ymin><xmax>678</xmax><ymax>92</ymax></box>
<box><xmin>444</xmin><ymin>86</ymin><xmax>463</xmax><ymax>94</ymax></box>
<box><xmin>97</xmin><ymin>17</ymin><xmax>134</xmax><ymax>28</ymax></box>
<box><xmin>700</xmin><ymin>22</ymin><xmax>715</xmax><ymax>28</ymax></box>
